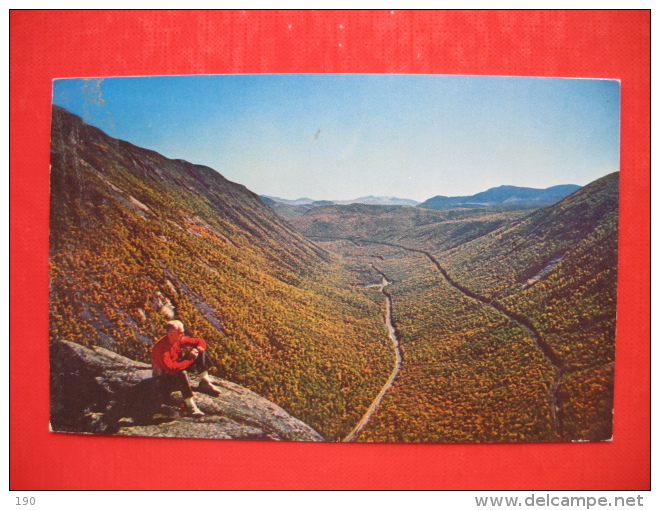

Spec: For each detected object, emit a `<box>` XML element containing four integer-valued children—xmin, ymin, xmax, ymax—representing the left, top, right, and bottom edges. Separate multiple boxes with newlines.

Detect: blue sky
<box><xmin>52</xmin><ymin>74</ymin><xmax>620</xmax><ymax>202</ymax></box>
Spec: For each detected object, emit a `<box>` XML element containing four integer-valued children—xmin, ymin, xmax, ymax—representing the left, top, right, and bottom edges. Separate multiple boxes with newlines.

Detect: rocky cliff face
<box><xmin>50</xmin><ymin>341</ymin><xmax>324</xmax><ymax>441</ymax></box>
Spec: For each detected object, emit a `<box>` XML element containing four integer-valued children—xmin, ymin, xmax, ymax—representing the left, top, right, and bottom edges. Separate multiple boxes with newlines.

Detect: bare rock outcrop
<box><xmin>50</xmin><ymin>340</ymin><xmax>324</xmax><ymax>441</ymax></box>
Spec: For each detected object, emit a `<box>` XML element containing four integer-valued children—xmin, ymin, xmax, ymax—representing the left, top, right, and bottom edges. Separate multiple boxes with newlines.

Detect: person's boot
<box><xmin>185</xmin><ymin>399</ymin><xmax>205</xmax><ymax>417</ymax></box>
<box><xmin>197</xmin><ymin>378</ymin><xmax>221</xmax><ymax>397</ymax></box>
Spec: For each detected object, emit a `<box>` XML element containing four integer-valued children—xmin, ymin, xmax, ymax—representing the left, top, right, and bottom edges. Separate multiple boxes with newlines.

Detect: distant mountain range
<box><xmin>260</xmin><ymin>196</ymin><xmax>319</xmax><ymax>206</ymax></box>
<box><xmin>262</xmin><ymin>185</ymin><xmax>581</xmax><ymax>212</ymax></box>
<box><xmin>262</xmin><ymin>195</ymin><xmax>419</xmax><ymax>207</ymax></box>
<box><xmin>418</xmin><ymin>184</ymin><xmax>581</xmax><ymax>209</ymax></box>
<box><xmin>334</xmin><ymin>196</ymin><xmax>420</xmax><ymax>206</ymax></box>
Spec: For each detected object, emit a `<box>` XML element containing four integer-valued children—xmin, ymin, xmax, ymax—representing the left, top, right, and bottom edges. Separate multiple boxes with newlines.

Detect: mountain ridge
<box><xmin>419</xmin><ymin>184</ymin><xmax>581</xmax><ymax>209</ymax></box>
<box><xmin>262</xmin><ymin>185</ymin><xmax>580</xmax><ymax>212</ymax></box>
<box><xmin>49</xmin><ymin>105</ymin><xmax>393</xmax><ymax>441</ymax></box>
<box><xmin>262</xmin><ymin>195</ymin><xmax>419</xmax><ymax>206</ymax></box>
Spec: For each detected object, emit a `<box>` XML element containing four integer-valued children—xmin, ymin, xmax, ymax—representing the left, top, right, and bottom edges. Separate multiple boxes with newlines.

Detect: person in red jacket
<box><xmin>152</xmin><ymin>320</ymin><xmax>221</xmax><ymax>417</ymax></box>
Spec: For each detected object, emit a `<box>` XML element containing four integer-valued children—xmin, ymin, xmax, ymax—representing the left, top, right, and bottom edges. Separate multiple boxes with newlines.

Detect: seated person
<box><xmin>152</xmin><ymin>320</ymin><xmax>221</xmax><ymax>417</ymax></box>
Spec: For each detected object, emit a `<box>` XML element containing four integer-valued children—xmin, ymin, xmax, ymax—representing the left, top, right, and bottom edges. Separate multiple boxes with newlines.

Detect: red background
<box><xmin>10</xmin><ymin>10</ymin><xmax>650</xmax><ymax>490</ymax></box>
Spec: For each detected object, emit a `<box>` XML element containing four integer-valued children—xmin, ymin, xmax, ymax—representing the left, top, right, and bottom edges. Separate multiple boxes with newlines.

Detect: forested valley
<box><xmin>50</xmin><ymin>105</ymin><xmax>618</xmax><ymax>442</ymax></box>
<box><xmin>289</xmin><ymin>173</ymin><xmax>617</xmax><ymax>441</ymax></box>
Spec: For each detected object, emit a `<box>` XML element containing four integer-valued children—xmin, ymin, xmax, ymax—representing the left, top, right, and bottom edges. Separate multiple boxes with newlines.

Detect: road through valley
<box><xmin>343</xmin><ymin>272</ymin><xmax>402</xmax><ymax>442</ymax></box>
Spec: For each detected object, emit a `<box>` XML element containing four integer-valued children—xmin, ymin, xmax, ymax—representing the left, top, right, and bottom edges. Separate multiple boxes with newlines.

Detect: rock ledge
<box><xmin>50</xmin><ymin>340</ymin><xmax>324</xmax><ymax>441</ymax></box>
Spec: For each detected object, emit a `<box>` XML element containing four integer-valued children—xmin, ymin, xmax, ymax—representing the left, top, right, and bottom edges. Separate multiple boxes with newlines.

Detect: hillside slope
<box><xmin>290</xmin><ymin>203</ymin><xmax>522</xmax><ymax>243</ymax></box>
<box><xmin>439</xmin><ymin>172</ymin><xmax>618</xmax><ymax>439</ymax></box>
<box><xmin>288</xmin><ymin>202</ymin><xmax>529</xmax><ymax>255</ymax></box>
<box><xmin>49</xmin><ymin>106</ymin><xmax>393</xmax><ymax>440</ymax></box>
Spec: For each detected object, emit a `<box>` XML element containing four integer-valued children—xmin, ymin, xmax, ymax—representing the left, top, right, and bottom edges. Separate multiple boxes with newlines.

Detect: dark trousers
<box><xmin>155</xmin><ymin>351</ymin><xmax>215</xmax><ymax>400</ymax></box>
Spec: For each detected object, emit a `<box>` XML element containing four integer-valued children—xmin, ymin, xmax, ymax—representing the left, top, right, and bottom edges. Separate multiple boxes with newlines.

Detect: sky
<box><xmin>52</xmin><ymin>74</ymin><xmax>620</xmax><ymax>202</ymax></box>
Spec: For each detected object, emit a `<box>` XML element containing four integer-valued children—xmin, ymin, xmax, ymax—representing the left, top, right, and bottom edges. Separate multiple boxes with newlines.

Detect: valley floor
<box><xmin>343</xmin><ymin>274</ymin><xmax>402</xmax><ymax>441</ymax></box>
<box><xmin>317</xmin><ymin>235</ymin><xmax>610</xmax><ymax>443</ymax></box>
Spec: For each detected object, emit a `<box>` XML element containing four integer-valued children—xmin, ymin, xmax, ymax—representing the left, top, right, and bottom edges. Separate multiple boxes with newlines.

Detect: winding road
<box><xmin>362</xmin><ymin>240</ymin><xmax>565</xmax><ymax>437</ymax></box>
<box><xmin>343</xmin><ymin>272</ymin><xmax>402</xmax><ymax>442</ymax></box>
<box><xmin>315</xmin><ymin>235</ymin><xmax>565</xmax><ymax>439</ymax></box>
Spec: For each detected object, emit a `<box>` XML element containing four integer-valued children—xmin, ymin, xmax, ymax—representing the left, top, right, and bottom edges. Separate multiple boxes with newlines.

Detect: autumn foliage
<box><xmin>50</xmin><ymin>106</ymin><xmax>618</xmax><ymax>442</ymax></box>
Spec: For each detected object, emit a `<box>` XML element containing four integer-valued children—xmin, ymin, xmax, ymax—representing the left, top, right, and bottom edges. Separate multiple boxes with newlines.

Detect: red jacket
<box><xmin>152</xmin><ymin>335</ymin><xmax>208</xmax><ymax>375</ymax></box>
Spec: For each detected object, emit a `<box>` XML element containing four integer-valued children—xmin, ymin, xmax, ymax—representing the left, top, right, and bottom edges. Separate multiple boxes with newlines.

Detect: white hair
<box><xmin>166</xmin><ymin>320</ymin><xmax>185</xmax><ymax>332</ymax></box>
